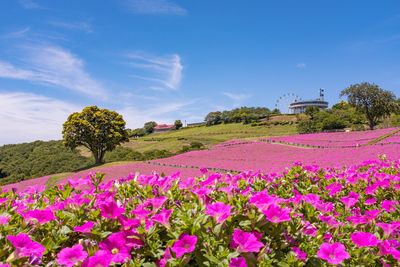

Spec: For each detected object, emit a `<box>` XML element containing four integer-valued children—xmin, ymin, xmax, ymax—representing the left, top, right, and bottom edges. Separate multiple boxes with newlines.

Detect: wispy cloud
<box><xmin>48</xmin><ymin>21</ymin><xmax>93</xmax><ymax>33</ymax></box>
<box><xmin>0</xmin><ymin>92</ymin><xmax>80</xmax><ymax>145</ymax></box>
<box><xmin>0</xmin><ymin>44</ymin><xmax>107</xmax><ymax>99</ymax></box>
<box><xmin>120</xmin><ymin>99</ymin><xmax>198</xmax><ymax>128</ymax></box>
<box><xmin>127</xmin><ymin>52</ymin><xmax>183</xmax><ymax>90</ymax></box>
<box><xmin>3</xmin><ymin>27</ymin><xmax>31</xmax><ymax>39</ymax></box>
<box><xmin>222</xmin><ymin>92</ymin><xmax>251</xmax><ymax>101</ymax></box>
<box><xmin>19</xmin><ymin>0</ymin><xmax>41</xmax><ymax>9</ymax></box>
<box><xmin>296</xmin><ymin>63</ymin><xmax>306</xmax><ymax>69</ymax></box>
<box><xmin>124</xmin><ymin>0</ymin><xmax>187</xmax><ymax>16</ymax></box>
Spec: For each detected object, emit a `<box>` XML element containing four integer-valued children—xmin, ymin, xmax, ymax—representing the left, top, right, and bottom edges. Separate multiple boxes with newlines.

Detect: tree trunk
<box><xmin>368</xmin><ymin>120</ymin><xmax>375</xmax><ymax>130</ymax></box>
<box><xmin>92</xmin><ymin>150</ymin><xmax>104</xmax><ymax>165</ymax></box>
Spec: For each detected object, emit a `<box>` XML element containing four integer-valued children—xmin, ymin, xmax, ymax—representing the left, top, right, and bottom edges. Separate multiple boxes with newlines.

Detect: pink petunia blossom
<box><xmin>350</xmin><ymin>232</ymin><xmax>380</xmax><ymax>247</ymax></box>
<box><xmin>7</xmin><ymin>233</ymin><xmax>46</xmax><ymax>259</ymax></box>
<box><xmin>82</xmin><ymin>250</ymin><xmax>111</xmax><ymax>267</ymax></box>
<box><xmin>56</xmin><ymin>244</ymin><xmax>88</xmax><ymax>267</ymax></box>
<box><xmin>263</xmin><ymin>204</ymin><xmax>291</xmax><ymax>223</ymax></box>
<box><xmin>99</xmin><ymin>200</ymin><xmax>125</xmax><ymax>219</ymax></box>
<box><xmin>231</xmin><ymin>229</ymin><xmax>264</xmax><ymax>253</ymax></box>
<box><xmin>0</xmin><ymin>264</ymin><xmax>10</xmax><ymax>267</ymax></box>
<box><xmin>340</xmin><ymin>192</ymin><xmax>359</xmax><ymax>209</ymax></box>
<box><xmin>0</xmin><ymin>215</ymin><xmax>10</xmax><ymax>225</ymax></box>
<box><xmin>159</xmin><ymin>247</ymin><xmax>172</xmax><ymax>267</ymax></box>
<box><xmin>152</xmin><ymin>209</ymin><xmax>172</xmax><ymax>227</ymax></box>
<box><xmin>229</xmin><ymin>256</ymin><xmax>248</xmax><ymax>267</ymax></box>
<box><xmin>292</xmin><ymin>246</ymin><xmax>307</xmax><ymax>261</ymax></box>
<box><xmin>205</xmin><ymin>202</ymin><xmax>232</xmax><ymax>223</ymax></box>
<box><xmin>99</xmin><ymin>232</ymin><xmax>131</xmax><ymax>263</ymax></box>
<box><xmin>74</xmin><ymin>221</ymin><xmax>94</xmax><ymax>233</ymax></box>
<box><xmin>22</xmin><ymin>208</ymin><xmax>55</xmax><ymax>224</ymax></box>
<box><xmin>171</xmin><ymin>233</ymin><xmax>198</xmax><ymax>258</ymax></box>
<box><xmin>317</xmin><ymin>242</ymin><xmax>350</xmax><ymax>265</ymax></box>
<box><xmin>381</xmin><ymin>200</ymin><xmax>398</xmax><ymax>213</ymax></box>
<box><xmin>377</xmin><ymin>222</ymin><xmax>400</xmax><ymax>236</ymax></box>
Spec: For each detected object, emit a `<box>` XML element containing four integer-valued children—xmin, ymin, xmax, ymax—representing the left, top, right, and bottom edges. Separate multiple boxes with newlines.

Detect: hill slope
<box><xmin>0</xmin><ymin>123</ymin><xmax>297</xmax><ymax>185</ymax></box>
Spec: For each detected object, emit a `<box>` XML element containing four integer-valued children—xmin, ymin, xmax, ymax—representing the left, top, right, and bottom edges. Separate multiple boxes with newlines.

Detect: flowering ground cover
<box><xmin>0</xmin><ymin>159</ymin><xmax>400</xmax><ymax>266</ymax></box>
<box><xmin>152</xmin><ymin>141</ymin><xmax>400</xmax><ymax>174</ymax></box>
<box><xmin>266</xmin><ymin>127</ymin><xmax>399</xmax><ymax>147</ymax></box>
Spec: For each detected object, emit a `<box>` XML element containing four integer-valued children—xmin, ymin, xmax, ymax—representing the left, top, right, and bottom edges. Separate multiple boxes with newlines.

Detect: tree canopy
<box><xmin>62</xmin><ymin>106</ymin><xmax>129</xmax><ymax>164</ymax></box>
<box><xmin>340</xmin><ymin>82</ymin><xmax>398</xmax><ymax>129</ymax></box>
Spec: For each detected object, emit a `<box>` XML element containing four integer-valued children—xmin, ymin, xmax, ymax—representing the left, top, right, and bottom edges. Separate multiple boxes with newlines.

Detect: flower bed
<box><xmin>0</xmin><ymin>159</ymin><xmax>399</xmax><ymax>266</ymax></box>
<box><xmin>266</xmin><ymin>128</ymin><xmax>398</xmax><ymax>147</ymax></box>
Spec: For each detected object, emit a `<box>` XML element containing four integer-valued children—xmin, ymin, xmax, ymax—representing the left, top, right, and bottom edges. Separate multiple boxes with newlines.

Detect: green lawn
<box><xmin>123</xmin><ymin>123</ymin><xmax>297</xmax><ymax>153</ymax></box>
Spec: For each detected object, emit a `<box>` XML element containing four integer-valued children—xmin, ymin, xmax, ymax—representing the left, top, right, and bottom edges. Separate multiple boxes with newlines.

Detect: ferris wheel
<box><xmin>275</xmin><ymin>93</ymin><xmax>301</xmax><ymax>114</ymax></box>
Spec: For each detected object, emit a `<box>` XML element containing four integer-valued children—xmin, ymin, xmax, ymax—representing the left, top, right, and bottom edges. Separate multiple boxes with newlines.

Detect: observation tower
<box><xmin>289</xmin><ymin>89</ymin><xmax>329</xmax><ymax>114</ymax></box>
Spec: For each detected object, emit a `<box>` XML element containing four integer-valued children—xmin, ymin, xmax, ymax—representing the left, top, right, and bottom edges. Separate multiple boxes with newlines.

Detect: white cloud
<box><xmin>0</xmin><ymin>44</ymin><xmax>107</xmax><ymax>99</ymax></box>
<box><xmin>0</xmin><ymin>92</ymin><xmax>81</xmax><ymax>145</ymax></box>
<box><xmin>19</xmin><ymin>0</ymin><xmax>41</xmax><ymax>9</ymax></box>
<box><xmin>222</xmin><ymin>92</ymin><xmax>251</xmax><ymax>101</ymax></box>
<box><xmin>127</xmin><ymin>52</ymin><xmax>183</xmax><ymax>90</ymax></box>
<box><xmin>3</xmin><ymin>27</ymin><xmax>31</xmax><ymax>39</ymax></box>
<box><xmin>120</xmin><ymin>99</ymin><xmax>198</xmax><ymax>128</ymax></box>
<box><xmin>124</xmin><ymin>0</ymin><xmax>187</xmax><ymax>16</ymax></box>
<box><xmin>296</xmin><ymin>63</ymin><xmax>306</xmax><ymax>69</ymax></box>
<box><xmin>48</xmin><ymin>21</ymin><xmax>93</xmax><ymax>33</ymax></box>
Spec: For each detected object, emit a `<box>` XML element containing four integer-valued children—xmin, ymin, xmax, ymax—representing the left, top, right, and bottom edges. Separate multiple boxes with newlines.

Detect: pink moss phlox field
<box><xmin>1</xmin><ymin>159</ymin><xmax>400</xmax><ymax>266</ymax></box>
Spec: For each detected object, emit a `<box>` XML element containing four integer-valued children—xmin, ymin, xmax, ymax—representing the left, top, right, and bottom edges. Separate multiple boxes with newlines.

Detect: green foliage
<box><xmin>0</xmin><ymin>141</ymin><xmax>91</xmax><ymax>185</ymax></box>
<box><xmin>179</xmin><ymin>142</ymin><xmax>205</xmax><ymax>153</ymax></box>
<box><xmin>205</xmin><ymin>112</ymin><xmax>223</xmax><ymax>126</ymax></box>
<box><xmin>63</xmin><ymin>106</ymin><xmax>129</xmax><ymax>164</ymax></box>
<box><xmin>104</xmin><ymin>146</ymin><xmax>143</xmax><ymax>162</ymax></box>
<box><xmin>144</xmin><ymin>121</ymin><xmax>157</xmax><ymax>134</ymax></box>
<box><xmin>340</xmin><ymin>82</ymin><xmax>399</xmax><ymax>129</ymax></box>
<box><xmin>128</xmin><ymin>128</ymin><xmax>147</xmax><ymax>137</ymax></box>
<box><xmin>321</xmin><ymin>114</ymin><xmax>347</xmax><ymax>131</ymax></box>
<box><xmin>297</xmin><ymin>120</ymin><xmax>319</xmax><ymax>134</ymax></box>
<box><xmin>174</xmin><ymin>120</ymin><xmax>183</xmax><ymax>130</ymax></box>
<box><xmin>205</xmin><ymin>107</ymin><xmax>271</xmax><ymax>126</ymax></box>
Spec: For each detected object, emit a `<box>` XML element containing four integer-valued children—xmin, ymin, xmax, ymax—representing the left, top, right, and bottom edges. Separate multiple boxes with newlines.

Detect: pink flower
<box><xmin>159</xmin><ymin>247</ymin><xmax>172</xmax><ymax>267</ymax></box>
<box><xmin>0</xmin><ymin>264</ymin><xmax>10</xmax><ymax>267</ymax></box>
<box><xmin>381</xmin><ymin>200</ymin><xmax>398</xmax><ymax>213</ymax></box>
<box><xmin>99</xmin><ymin>200</ymin><xmax>125</xmax><ymax>219</ymax></box>
<box><xmin>22</xmin><ymin>208</ymin><xmax>55</xmax><ymax>224</ymax></box>
<box><xmin>74</xmin><ymin>221</ymin><xmax>94</xmax><ymax>233</ymax></box>
<box><xmin>325</xmin><ymin>182</ymin><xmax>342</xmax><ymax>196</ymax></box>
<box><xmin>171</xmin><ymin>233</ymin><xmax>198</xmax><ymax>258</ymax></box>
<box><xmin>317</xmin><ymin>242</ymin><xmax>350</xmax><ymax>265</ymax></box>
<box><xmin>377</xmin><ymin>222</ymin><xmax>400</xmax><ymax>236</ymax></box>
<box><xmin>82</xmin><ymin>250</ymin><xmax>111</xmax><ymax>267</ymax></box>
<box><xmin>340</xmin><ymin>192</ymin><xmax>359</xmax><ymax>209</ymax></box>
<box><xmin>7</xmin><ymin>233</ymin><xmax>46</xmax><ymax>259</ymax></box>
<box><xmin>229</xmin><ymin>257</ymin><xmax>248</xmax><ymax>267</ymax></box>
<box><xmin>152</xmin><ymin>209</ymin><xmax>172</xmax><ymax>227</ymax></box>
<box><xmin>99</xmin><ymin>232</ymin><xmax>131</xmax><ymax>263</ymax></box>
<box><xmin>56</xmin><ymin>244</ymin><xmax>88</xmax><ymax>267</ymax></box>
<box><xmin>350</xmin><ymin>232</ymin><xmax>379</xmax><ymax>247</ymax></box>
<box><xmin>263</xmin><ymin>204</ymin><xmax>291</xmax><ymax>223</ymax></box>
<box><xmin>292</xmin><ymin>246</ymin><xmax>307</xmax><ymax>261</ymax></box>
<box><xmin>0</xmin><ymin>215</ymin><xmax>10</xmax><ymax>225</ymax></box>
<box><xmin>231</xmin><ymin>229</ymin><xmax>264</xmax><ymax>253</ymax></box>
<box><xmin>365</xmin><ymin>198</ymin><xmax>376</xmax><ymax>205</ymax></box>
<box><xmin>148</xmin><ymin>196</ymin><xmax>168</xmax><ymax>211</ymax></box>
<box><xmin>205</xmin><ymin>202</ymin><xmax>232</xmax><ymax>223</ymax></box>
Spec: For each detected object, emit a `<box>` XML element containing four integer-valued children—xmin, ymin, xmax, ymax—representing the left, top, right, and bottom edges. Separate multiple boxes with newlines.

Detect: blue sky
<box><xmin>1</xmin><ymin>0</ymin><xmax>400</xmax><ymax>144</ymax></box>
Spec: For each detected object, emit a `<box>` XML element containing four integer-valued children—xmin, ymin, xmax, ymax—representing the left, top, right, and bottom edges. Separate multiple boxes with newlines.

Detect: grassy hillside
<box><xmin>0</xmin><ymin>141</ymin><xmax>92</xmax><ymax>185</ymax></box>
<box><xmin>0</xmin><ymin>123</ymin><xmax>297</xmax><ymax>185</ymax></box>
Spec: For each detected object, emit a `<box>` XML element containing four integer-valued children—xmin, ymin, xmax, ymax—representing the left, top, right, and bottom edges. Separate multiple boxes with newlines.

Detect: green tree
<box><xmin>205</xmin><ymin>111</ymin><xmax>222</xmax><ymax>126</ymax></box>
<box><xmin>341</xmin><ymin>83</ymin><xmax>398</xmax><ymax>130</ymax></box>
<box><xmin>144</xmin><ymin>121</ymin><xmax>157</xmax><ymax>134</ymax></box>
<box><xmin>174</xmin><ymin>120</ymin><xmax>183</xmax><ymax>130</ymax></box>
<box><xmin>62</xmin><ymin>106</ymin><xmax>129</xmax><ymax>164</ymax></box>
<box><xmin>305</xmin><ymin>106</ymin><xmax>320</xmax><ymax>120</ymax></box>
